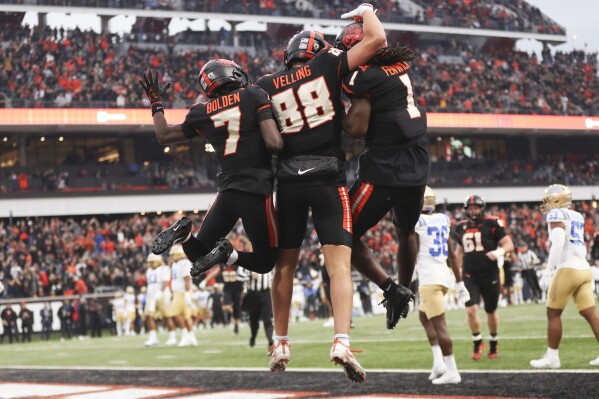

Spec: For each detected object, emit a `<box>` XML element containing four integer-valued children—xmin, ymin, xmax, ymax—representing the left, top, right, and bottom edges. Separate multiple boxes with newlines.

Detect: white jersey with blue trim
<box><xmin>546</xmin><ymin>207</ymin><xmax>589</xmax><ymax>270</ymax></box>
<box><xmin>415</xmin><ymin>213</ymin><xmax>452</xmax><ymax>287</ymax></box>
<box><xmin>146</xmin><ymin>265</ymin><xmax>170</xmax><ymax>300</ymax></box>
<box><xmin>171</xmin><ymin>259</ymin><xmax>192</xmax><ymax>292</ymax></box>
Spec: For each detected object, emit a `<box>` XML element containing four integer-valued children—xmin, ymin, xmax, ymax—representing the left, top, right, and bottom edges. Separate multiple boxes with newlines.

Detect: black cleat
<box><xmin>379</xmin><ymin>283</ymin><xmax>415</xmax><ymax>330</ymax></box>
<box><xmin>152</xmin><ymin>217</ymin><xmax>192</xmax><ymax>255</ymax></box>
<box><xmin>191</xmin><ymin>238</ymin><xmax>233</xmax><ymax>277</ymax></box>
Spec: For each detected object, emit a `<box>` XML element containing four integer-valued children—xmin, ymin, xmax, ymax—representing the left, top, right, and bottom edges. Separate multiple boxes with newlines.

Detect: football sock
<box><xmin>472</xmin><ymin>333</ymin><xmax>482</xmax><ymax>342</ymax></box>
<box><xmin>334</xmin><ymin>334</ymin><xmax>350</xmax><ymax>347</ymax></box>
<box><xmin>444</xmin><ymin>354</ymin><xmax>458</xmax><ymax>372</ymax></box>
<box><xmin>431</xmin><ymin>345</ymin><xmax>443</xmax><ymax>364</ymax></box>
<box><xmin>149</xmin><ymin>330</ymin><xmax>157</xmax><ymax>340</ymax></box>
<box><xmin>274</xmin><ymin>335</ymin><xmax>290</xmax><ymax>345</ymax></box>
<box><xmin>169</xmin><ymin>331</ymin><xmax>176</xmax><ymax>340</ymax></box>
<box><xmin>547</xmin><ymin>347</ymin><xmax>559</xmax><ymax>357</ymax></box>
<box><xmin>489</xmin><ymin>333</ymin><xmax>498</xmax><ymax>352</ymax></box>
<box><xmin>226</xmin><ymin>250</ymin><xmax>239</xmax><ymax>265</ymax></box>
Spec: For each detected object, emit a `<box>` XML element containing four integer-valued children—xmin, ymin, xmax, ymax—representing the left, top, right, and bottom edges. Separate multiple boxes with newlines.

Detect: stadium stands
<box><xmin>0</xmin><ymin>201</ymin><xmax>596</xmax><ymax>300</ymax></box>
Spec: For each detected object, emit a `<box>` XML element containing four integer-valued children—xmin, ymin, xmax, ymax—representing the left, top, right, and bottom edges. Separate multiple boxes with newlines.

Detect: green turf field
<box><xmin>1</xmin><ymin>303</ymin><xmax>597</xmax><ymax>370</ymax></box>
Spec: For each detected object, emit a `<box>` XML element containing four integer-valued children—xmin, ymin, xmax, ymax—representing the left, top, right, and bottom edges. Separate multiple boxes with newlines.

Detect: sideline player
<box><xmin>453</xmin><ymin>195</ymin><xmax>514</xmax><ymax>360</ymax></box>
<box><xmin>336</xmin><ymin>20</ymin><xmax>430</xmax><ymax>328</ymax></box>
<box><xmin>415</xmin><ymin>187</ymin><xmax>469</xmax><ymax>384</ymax></box>
<box><xmin>530</xmin><ymin>185</ymin><xmax>599</xmax><ymax>368</ymax></box>
<box><xmin>165</xmin><ymin>245</ymin><xmax>197</xmax><ymax>347</ymax></box>
<box><xmin>139</xmin><ymin>61</ymin><xmax>282</xmax><ymax>275</ymax></box>
<box><xmin>256</xmin><ymin>3</ymin><xmax>386</xmax><ymax>383</ymax></box>
<box><xmin>144</xmin><ymin>253</ymin><xmax>170</xmax><ymax>346</ymax></box>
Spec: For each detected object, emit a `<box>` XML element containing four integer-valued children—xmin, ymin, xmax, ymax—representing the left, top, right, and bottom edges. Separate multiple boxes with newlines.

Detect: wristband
<box><xmin>151</xmin><ymin>102</ymin><xmax>164</xmax><ymax>116</ymax></box>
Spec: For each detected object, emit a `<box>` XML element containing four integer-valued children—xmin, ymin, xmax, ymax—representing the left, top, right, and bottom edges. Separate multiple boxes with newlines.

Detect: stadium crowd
<box><xmin>2</xmin><ymin>153</ymin><xmax>598</xmax><ymax>194</ymax></box>
<box><xmin>0</xmin><ymin>201</ymin><xmax>597</xmax><ymax>301</ymax></box>
<box><xmin>2</xmin><ymin>0</ymin><xmax>564</xmax><ymax>34</ymax></box>
<box><xmin>0</xmin><ymin>26</ymin><xmax>595</xmax><ymax>115</ymax></box>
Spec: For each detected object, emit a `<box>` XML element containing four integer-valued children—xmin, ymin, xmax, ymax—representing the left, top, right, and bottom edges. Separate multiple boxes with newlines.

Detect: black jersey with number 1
<box><xmin>453</xmin><ymin>217</ymin><xmax>507</xmax><ymax>276</ymax></box>
<box><xmin>181</xmin><ymin>85</ymin><xmax>274</xmax><ymax>195</ymax></box>
<box><xmin>342</xmin><ymin>61</ymin><xmax>429</xmax><ymax>187</ymax></box>
<box><xmin>256</xmin><ymin>44</ymin><xmax>350</xmax><ymax>185</ymax></box>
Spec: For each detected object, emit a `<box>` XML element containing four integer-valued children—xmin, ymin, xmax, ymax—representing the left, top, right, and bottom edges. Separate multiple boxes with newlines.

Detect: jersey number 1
<box><xmin>463</xmin><ymin>231</ymin><xmax>484</xmax><ymax>253</ymax></box>
<box><xmin>210</xmin><ymin>106</ymin><xmax>241</xmax><ymax>156</ymax></box>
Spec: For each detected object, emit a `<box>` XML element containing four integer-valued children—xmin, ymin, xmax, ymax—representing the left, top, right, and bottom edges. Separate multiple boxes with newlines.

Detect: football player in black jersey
<box><xmin>453</xmin><ymin>195</ymin><xmax>514</xmax><ymax>360</ymax></box>
<box><xmin>256</xmin><ymin>3</ymin><xmax>385</xmax><ymax>383</ymax></box>
<box><xmin>139</xmin><ymin>60</ymin><xmax>283</xmax><ymax>277</ymax></box>
<box><xmin>335</xmin><ymin>21</ymin><xmax>429</xmax><ymax>328</ymax></box>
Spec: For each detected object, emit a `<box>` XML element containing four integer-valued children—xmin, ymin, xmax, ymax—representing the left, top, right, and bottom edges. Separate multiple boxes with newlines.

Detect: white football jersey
<box><xmin>146</xmin><ymin>265</ymin><xmax>170</xmax><ymax>299</ymax></box>
<box><xmin>193</xmin><ymin>290</ymin><xmax>210</xmax><ymax>308</ymax></box>
<box><xmin>171</xmin><ymin>259</ymin><xmax>192</xmax><ymax>292</ymax></box>
<box><xmin>113</xmin><ymin>297</ymin><xmax>125</xmax><ymax>313</ymax></box>
<box><xmin>415</xmin><ymin>213</ymin><xmax>452</xmax><ymax>287</ymax></box>
<box><xmin>546</xmin><ymin>208</ymin><xmax>589</xmax><ymax>270</ymax></box>
<box><xmin>124</xmin><ymin>293</ymin><xmax>136</xmax><ymax>313</ymax></box>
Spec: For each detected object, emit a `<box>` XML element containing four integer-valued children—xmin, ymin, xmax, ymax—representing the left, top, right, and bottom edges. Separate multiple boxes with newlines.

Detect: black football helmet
<box><xmin>198</xmin><ymin>59</ymin><xmax>251</xmax><ymax>99</ymax></box>
<box><xmin>464</xmin><ymin>194</ymin><xmax>485</xmax><ymax>221</ymax></box>
<box><xmin>335</xmin><ymin>22</ymin><xmax>364</xmax><ymax>51</ymax></box>
<box><xmin>283</xmin><ymin>30</ymin><xmax>327</xmax><ymax>69</ymax></box>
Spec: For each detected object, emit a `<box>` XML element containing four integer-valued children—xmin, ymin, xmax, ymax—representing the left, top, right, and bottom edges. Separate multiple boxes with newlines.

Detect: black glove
<box><xmin>139</xmin><ymin>70</ymin><xmax>171</xmax><ymax>116</ymax></box>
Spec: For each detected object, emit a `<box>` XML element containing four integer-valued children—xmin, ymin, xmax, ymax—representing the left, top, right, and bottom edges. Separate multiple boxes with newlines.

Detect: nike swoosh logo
<box><xmin>173</xmin><ymin>225</ymin><xmax>180</xmax><ymax>231</ymax></box>
<box><xmin>492</xmin><ymin>281</ymin><xmax>498</xmax><ymax>284</ymax></box>
<box><xmin>298</xmin><ymin>167</ymin><xmax>316</xmax><ymax>175</ymax></box>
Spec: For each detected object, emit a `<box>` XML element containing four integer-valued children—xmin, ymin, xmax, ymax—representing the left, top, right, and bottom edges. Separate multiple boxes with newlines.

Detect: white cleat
<box><xmin>144</xmin><ymin>338</ymin><xmax>159</xmax><ymax>347</ymax></box>
<box><xmin>530</xmin><ymin>355</ymin><xmax>560</xmax><ymax>369</ymax></box>
<box><xmin>428</xmin><ymin>363</ymin><xmax>447</xmax><ymax>380</ymax></box>
<box><xmin>165</xmin><ymin>337</ymin><xmax>178</xmax><ymax>346</ymax></box>
<box><xmin>329</xmin><ymin>339</ymin><xmax>366</xmax><ymax>383</ymax></box>
<box><xmin>589</xmin><ymin>356</ymin><xmax>599</xmax><ymax>366</ymax></box>
<box><xmin>323</xmin><ymin>317</ymin><xmax>334</xmax><ymax>328</ymax></box>
<box><xmin>178</xmin><ymin>335</ymin><xmax>192</xmax><ymax>347</ymax></box>
<box><xmin>268</xmin><ymin>340</ymin><xmax>290</xmax><ymax>372</ymax></box>
<box><xmin>189</xmin><ymin>333</ymin><xmax>198</xmax><ymax>347</ymax></box>
<box><xmin>432</xmin><ymin>371</ymin><xmax>462</xmax><ymax>385</ymax></box>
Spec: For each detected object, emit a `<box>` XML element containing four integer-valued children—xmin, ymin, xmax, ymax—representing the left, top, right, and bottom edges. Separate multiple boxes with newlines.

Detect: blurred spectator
<box><xmin>88</xmin><ymin>298</ymin><xmax>103</xmax><ymax>338</ymax></box>
<box><xmin>40</xmin><ymin>302</ymin><xmax>53</xmax><ymax>341</ymax></box>
<box><xmin>19</xmin><ymin>302</ymin><xmax>34</xmax><ymax>342</ymax></box>
<box><xmin>58</xmin><ymin>300</ymin><xmax>74</xmax><ymax>340</ymax></box>
<box><xmin>1</xmin><ymin>304</ymin><xmax>18</xmax><ymax>344</ymax></box>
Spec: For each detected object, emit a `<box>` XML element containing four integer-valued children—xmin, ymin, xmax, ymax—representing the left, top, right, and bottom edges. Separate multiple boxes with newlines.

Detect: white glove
<box><xmin>341</xmin><ymin>3</ymin><xmax>375</xmax><ymax>19</ymax></box>
<box><xmin>198</xmin><ymin>279</ymin><xmax>207</xmax><ymax>289</ymax></box>
<box><xmin>0</xmin><ymin>281</ymin><xmax>4</xmax><ymax>295</ymax></box>
<box><xmin>184</xmin><ymin>291</ymin><xmax>193</xmax><ymax>307</ymax></box>
<box><xmin>539</xmin><ymin>268</ymin><xmax>555</xmax><ymax>291</ymax></box>
<box><xmin>147</xmin><ymin>299</ymin><xmax>156</xmax><ymax>313</ymax></box>
<box><xmin>455</xmin><ymin>281</ymin><xmax>471</xmax><ymax>304</ymax></box>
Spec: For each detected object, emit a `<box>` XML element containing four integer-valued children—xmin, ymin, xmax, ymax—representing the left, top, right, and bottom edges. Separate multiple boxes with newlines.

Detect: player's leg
<box><xmin>237</xmin><ymin>192</ymin><xmax>279</xmax><ymax>273</ymax></box>
<box><xmin>269</xmin><ymin>184</ymin><xmax>308</xmax><ymax>372</ymax></box>
<box><xmin>480</xmin><ymin>274</ymin><xmax>501</xmax><ymax>358</ymax></box>
<box><xmin>464</xmin><ymin>275</ymin><xmax>484</xmax><ymax>360</ymax></box>
<box><xmin>418</xmin><ymin>285</ymin><xmax>444</xmax><ymax>380</ymax></box>
<box><xmin>312</xmin><ymin>185</ymin><xmax>366</xmax><ymax>383</ymax></box>
<box><xmin>190</xmin><ymin>192</ymin><xmax>242</xmax><ymax>275</ymax></box>
<box><xmin>349</xmin><ymin>181</ymin><xmax>414</xmax><ymax>329</ymax></box>
<box><xmin>572</xmin><ymin>269</ymin><xmax>599</xmax><ymax>364</ymax></box>
<box><xmin>261</xmin><ymin>292</ymin><xmax>274</xmax><ymax>348</ymax></box>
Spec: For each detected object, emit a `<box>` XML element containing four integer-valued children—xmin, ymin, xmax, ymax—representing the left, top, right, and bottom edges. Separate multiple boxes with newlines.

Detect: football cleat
<box><xmin>589</xmin><ymin>356</ymin><xmax>599</xmax><ymax>366</ymax></box>
<box><xmin>428</xmin><ymin>362</ymin><xmax>447</xmax><ymax>380</ymax></box>
<box><xmin>379</xmin><ymin>283</ymin><xmax>415</xmax><ymax>329</ymax></box>
<box><xmin>488</xmin><ymin>342</ymin><xmax>498</xmax><ymax>359</ymax></box>
<box><xmin>178</xmin><ymin>334</ymin><xmax>192</xmax><ymax>347</ymax></box>
<box><xmin>330</xmin><ymin>339</ymin><xmax>366</xmax><ymax>383</ymax></box>
<box><xmin>269</xmin><ymin>340</ymin><xmax>290</xmax><ymax>372</ymax></box>
<box><xmin>432</xmin><ymin>370</ymin><xmax>462</xmax><ymax>385</ymax></box>
<box><xmin>191</xmin><ymin>238</ymin><xmax>233</xmax><ymax>277</ymax></box>
<box><xmin>144</xmin><ymin>337</ymin><xmax>159</xmax><ymax>347</ymax></box>
<box><xmin>249</xmin><ymin>336</ymin><xmax>256</xmax><ymax>348</ymax></box>
<box><xmin>471</xmin><ymin>341</ymin><xmax>484</xmax><ymax>360</ymax></box>
<box><xmin>530</xmin><ymin>354</ymin><xmax>560</xmax><ymax>369</ymax></box>
<box><xmin>165</xmin><ymin>337</ymin><xmax>177</xmax><ymax>346</ymax></box>
<box><xmin>152</xmin><ymin>217</ymin><xmax>192</xmax><ymax>255</ymax></box>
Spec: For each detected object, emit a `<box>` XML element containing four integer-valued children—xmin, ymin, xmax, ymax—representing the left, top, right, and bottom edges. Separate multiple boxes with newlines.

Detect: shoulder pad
<box><xmin>546</xmin><ymin>208</ymin><xmax>569</xmax><ymax>222</ymax></box>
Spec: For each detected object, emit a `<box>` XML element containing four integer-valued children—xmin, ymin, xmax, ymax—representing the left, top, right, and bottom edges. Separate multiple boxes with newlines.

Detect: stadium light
<box><xmin>59</xmin><ymin>136</ymin><xmax>64</xmax><ymax>142</ymax></box>
<box><xmin>2</xmin><ymin>137</ymin><xmax>7</xmax><ymax>142</ymax></box>
<box><xmin>40</xmin><ymin>137</ymin><xmax>45</xmax><ymax>142</ymax></box>
<box><xmin>164</xmin><ymin>146</ymin><xmax>170</xmax><ymax>153</ymax></box>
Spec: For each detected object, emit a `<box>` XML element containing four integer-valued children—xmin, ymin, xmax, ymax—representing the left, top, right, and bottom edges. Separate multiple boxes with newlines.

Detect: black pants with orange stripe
<box><xmin>182</xmin><ymin>189</ymin><xmax>279</xmax><ymax>274</ymax></box>
<box><xmin>349</xmin><ymin>180</ymin><xmax>425</xmax><ymax>238</ymax></box>
<box><xmin>276</xmin><ymin>184</ymin><xmax>353</xmax><ymax>248</ymax></box>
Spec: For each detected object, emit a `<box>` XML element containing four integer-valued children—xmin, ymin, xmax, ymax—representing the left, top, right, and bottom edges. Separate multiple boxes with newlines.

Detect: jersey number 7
<box><xmin>210</xmin><ymin>106</ymin><xmax>241</xmax><ymax>156</ymax></box>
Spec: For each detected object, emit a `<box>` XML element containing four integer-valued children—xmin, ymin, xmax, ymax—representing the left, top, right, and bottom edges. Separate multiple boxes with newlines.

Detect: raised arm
<box><xmin>343</xmin><ymin>4</ymin><xmax>386</xmax><ymax>70</ymax></box>
<box><xmin>139</xmin><ymin>70</ymin><xmax>187</xmax><ymax>145</ymax></box>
